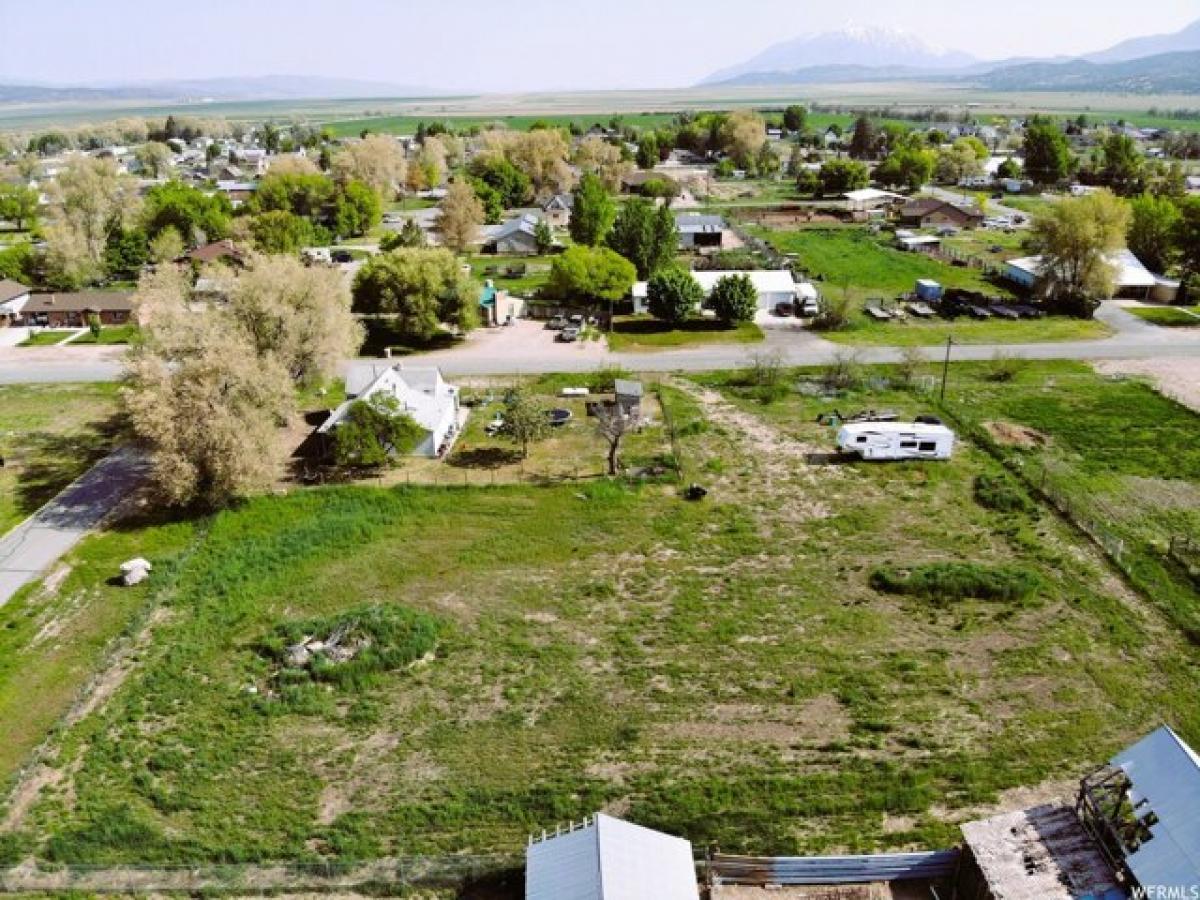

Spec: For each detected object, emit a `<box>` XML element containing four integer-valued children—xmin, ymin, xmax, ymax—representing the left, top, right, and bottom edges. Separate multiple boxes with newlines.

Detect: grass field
<box><xmin>1126</xmin><ymin>305</ymin><xmax>1200</xmax><ymax>327</ymax></box>
<box><xmin>1</xmin><ymin>362</ymin><xmax>1197</xmax><ymax>869</ymax></box>
<box><xmin>70</xmin><ymin>325</ymin><xmax>139</xmax><ymax>345</ymax></box>
<box><xmin>467</xmin><ymin>254</ymin><xmax>553</xmax><ymax>296</ymax></box>
<box><xmin>606</xmin><ymin>317</ymin><xmax>764</xmax><ymax>351</ymax></box>
<box><xmin>324</xmin><ymin>113</ymin><xmax>680</xmax><ymax>138</ymax></box>
<box><xmin>822</xmin><ymin>315</ymin><xmax>1113</xmax><ymax>346</ymax></box>
<box><xmin>0</xmin><ymin>383</ymin><xmax>122</xmax><ymax>536</ymax></box>
<box><xmin>19</xmin><ymin>331</ymin><xmax>77</xmax><ymax>347</ymax></box>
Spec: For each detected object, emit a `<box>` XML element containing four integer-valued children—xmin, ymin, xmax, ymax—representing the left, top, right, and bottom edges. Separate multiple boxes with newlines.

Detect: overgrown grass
<box><xmin>869</xmin><ymin>562</ymin><xmax>1042</xmax><ymax>605</ymax></box>
<box><xmin>820</xmin><ymin>314</ymin><xmax>1112</xmax><ymax>347</ymax></box>
<box><xmin>606</xmin><ymin>317</ymin><xmax>764</xmax><ymax>351</ymax></box>
<box><xmin>1126</xmin><ymin>306</ymin><xmax>1200</xmax><ymax>327</ymax></box>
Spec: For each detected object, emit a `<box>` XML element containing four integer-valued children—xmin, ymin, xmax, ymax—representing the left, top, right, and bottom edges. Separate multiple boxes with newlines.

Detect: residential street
<box><xmin>0</xmin><ymin>303</ymin><xmax>1198</xmax><ymax>385</ymax></box>
<box><xmin>0</xmin><ymin>446</ymin><xmax>148</xmax><ymax>605</ymax></box>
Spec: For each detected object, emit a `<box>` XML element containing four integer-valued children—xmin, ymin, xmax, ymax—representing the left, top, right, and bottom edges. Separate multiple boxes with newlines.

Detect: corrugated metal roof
<box><xmin>1112</xmin><ymin>726</ymin><xmax>1200</xmax><ymax>893</ymax></box>
<box><xmin>675</xmin><ymin>214</ymin><xmax>725</xmax><ymax>234</ymax></box>
<box><xmin>526</xmin><ymin>813</ymin><xmax>698</xmax><ymax>900</ymax></box>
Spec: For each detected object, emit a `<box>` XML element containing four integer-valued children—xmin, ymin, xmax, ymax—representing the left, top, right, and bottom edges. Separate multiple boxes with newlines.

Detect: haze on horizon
<box><xmin>1</xmin><ymin>0</ymin><xmax>1198</xmax><ymax>94</ymax></box>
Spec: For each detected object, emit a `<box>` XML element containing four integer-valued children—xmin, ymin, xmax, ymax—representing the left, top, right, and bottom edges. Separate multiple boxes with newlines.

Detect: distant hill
<box><xmin>1085</xmin><ymin>17</ymin><xmax>1200</xmax><ymax>63</ymax></box>
<box><xmin>978</xmin><ymin>51</ymin><xmax>1200</xmax><ymax>93</ymax></box>
<box><xmin>702</xmin><ymin>24</ymin><xmax>976</xmax><ymax>86</ymax></box>
<box><xmin>0</xmin><ymin>75</ymin><xmax>441</xmax><ymax>106</ymax></box>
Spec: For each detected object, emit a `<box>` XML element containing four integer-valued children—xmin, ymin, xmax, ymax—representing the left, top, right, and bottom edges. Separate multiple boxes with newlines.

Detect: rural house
<box><xmin>541</xmin><ymin>193</ymin><xmax>573</xmax><ymax>228</ymax></box>
<box><xmin>675</xmin><ymin>213</ymin><xmax>726</xmax><ymax>250</ymax></box>
<box><xmin>526</xmin><ymin>813</ymin><xmax>699</xmax><ymax>900</ymax></box>
<box><xmin>0</xmin><ymin>279</ymin><xmax>31</xmax><ymax>325</ymax></box>
<box><xmin>1004</xmin><ymin>249</ymin><xmax>1177</xmax><ymax>302</ymax></box>
<box><xmin>632</xmin><ymin>270</ymin><xmax>802</xmax><ymax>314</ymax></box>
<box><xmin>317</xmin><ymin>365</ymin><xmax>461</xmax><ymax>459</ymax></box>
<box><xmin>20</xmin><ymin>292</ymin><xmax>134</xmax><ymax>327</ymax></box>
<box><xmin>483</xmin><ymin>213</ymin><xmax>542</xmax><ymax>255</ymax></box>
<box><xmin>899</xmin><ymin>198</ymin><xmax>984</xmax><ymax>229</ymax></box>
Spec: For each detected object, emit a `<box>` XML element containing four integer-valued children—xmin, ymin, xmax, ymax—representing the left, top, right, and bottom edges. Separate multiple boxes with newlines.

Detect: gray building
<box><xmin>675</xmin><ymin>214</ymin><xmax>725</xmax><ymax>250</ymax></box>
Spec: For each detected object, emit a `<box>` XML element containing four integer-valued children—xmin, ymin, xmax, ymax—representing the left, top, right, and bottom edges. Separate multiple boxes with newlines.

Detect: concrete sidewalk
<box><xmin>0</xmin><ymin>446</ymin><xmax>149</xmax><ymax>605</ymax></box>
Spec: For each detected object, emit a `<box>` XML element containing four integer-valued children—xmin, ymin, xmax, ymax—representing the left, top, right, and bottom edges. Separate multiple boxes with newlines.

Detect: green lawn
<box><xmin>823</xmin><ymin>314</ymin><xmax>1113</xmax><ymax>347</ymax></box>
<box><xmin>1126</xmin><ymin>305</ymin><xmax>1200</xmax><ymax>327</ymax></box>
<box><xmin>468</xmin><ymin>254</ymin><xmax>553</xmax><ymax>296</ymax></box>
<box><xmin>606</xmin><ymin>317</ymin><xmax>764</xmax><ymax>351</ymax></box>
<box><xmin>999</xmin><ymin>195</ymin><xmax>1059</xmax><ymax>217</ymax></box>
<box><xmin>70</xmin><ymin>325</ymin><xmax>139</xmax><ymax>345</ymax></box>
<box><xmin>19</xmin><ymin>330</ymin><xmax>77</xmax><ymax>347</ymax></box>
<box><xmin>3</xmin><ymin>363</ymin><xmax>1197</xmax><ymax>868</ymax></box>
<box><xmin>0</xmin><ymin>383</ymin><xmax>122</xmax><ymax>535</ymax></box>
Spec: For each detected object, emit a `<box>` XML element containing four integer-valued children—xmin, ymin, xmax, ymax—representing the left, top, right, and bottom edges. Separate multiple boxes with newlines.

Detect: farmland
<box><xmin>1</xmin><ymin>361</ymin><xmax>1196</xmax><ymax>869</ymax></box>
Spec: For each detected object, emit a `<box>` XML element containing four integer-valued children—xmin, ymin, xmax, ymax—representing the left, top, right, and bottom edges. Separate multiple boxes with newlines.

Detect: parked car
<box><xmin>797</xmin><ymin>297</ymin><xmax>820</xmax><ymax>317</ymax></box>
<box><xmin>557</xmin><ymin>326</ymin><xmax>580</xmax><ymax>343</ymax></box>
<box><xmin>774</xmin><ymin>302</ymin><xmax>794</xmax><ymax>317</ymax></box>
<box><xmin>546</xmin><ymin>315</ymin><xmax>568</xmax><ymax>330</ymax></box>
<box><xmin>331</xmin><ymin>249</ymin><xmax>354</xmax><ymax>263</ymax></box>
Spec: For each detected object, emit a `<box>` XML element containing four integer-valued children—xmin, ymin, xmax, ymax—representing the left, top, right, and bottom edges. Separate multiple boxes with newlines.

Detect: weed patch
<box><xmin>869</xmin><ymin>562</ymin><xmax>1042</xmax><ymax>604</ymax></box>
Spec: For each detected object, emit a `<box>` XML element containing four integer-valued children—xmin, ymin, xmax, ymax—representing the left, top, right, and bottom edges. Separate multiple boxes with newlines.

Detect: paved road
<box><xmin>0</xmin><ymin>447</ymin><xmax>149</xmax><ymax>605</ymax></box>
<box><xmin>0</xmin><ymin>304</ymin><xmax>1198</xmax><ymax>385</ymax></box>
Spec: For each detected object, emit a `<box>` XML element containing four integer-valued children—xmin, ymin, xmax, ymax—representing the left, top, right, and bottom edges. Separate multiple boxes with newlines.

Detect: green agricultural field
<box><xmin>606</xmin><ymin>317</ymin><xmax>764</xmax><ymax>351</ymax></box>
<box><xmin>323</xmin><ymin>112</ymin><xmax>680</xmax><ymax>138</ymax></box>
<box><xmin>1126</xmin><ymin>305</ymin><xmax>1200</xmax><ymax>327</ymax></box>
<box><xmin>2</xmin><ymin>363</ymin><xmax>1197</xmax><ymax>870</ymax></box>
<box><xmin>0</xmin><ymin>383</ymin><xmax>122</xmax><ymax>536</ymax></box>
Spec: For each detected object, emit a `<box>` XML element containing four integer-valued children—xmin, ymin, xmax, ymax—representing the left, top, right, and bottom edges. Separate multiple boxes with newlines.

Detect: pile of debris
<box><xmin>283</xmin><ymin>621</ymin><xmax>366</xmax><ymax>670</ymax></box>
<box><xmin>119</xmin><ymin>558</ymin><xmax>153</xmax><ymax>586</ymax></box>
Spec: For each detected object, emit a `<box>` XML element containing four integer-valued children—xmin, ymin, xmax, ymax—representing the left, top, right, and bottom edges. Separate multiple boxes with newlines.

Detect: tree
<box><xmin>568</xmin><ymin>173</ymin><xmax>617</xmax><ymax>246</ymax></box>
<box><xmin>534</xmin><ymin>218</ymin><xmax>554</xmax><ymax>255</ymax></box>
<box><xmin>134</xmin><ymin>141</ymin><xmax>173</xmax><ymax>178</ymax></box>
<box><xmin>331</xmin><ymin>179</ymin><xmax>381</xmax><ymax>238</ymax></box>
<box><xmin>380</xmin><ymin>218</ymin><xmax>427</xmax><ymax>250</ymax></box>
<box><xmin>219</xmin><ymin>254</ymin><xmax>363</xmax><ymax>386</ymax></box>
<box><xmin>595</xmin><ymin>401</ymin><xmax>636</xmax><ymax>476</ymax></box>
<box><xmin>996</xmin><ymin>158</ymin><xmax>1022</xmax><ymax>181</ymax></box>
<box><xmin>250</xmin><ymin>210</ymin><xmax>315</xmax><ymax>254</ymax></box>
<box><xmin>849</xmin><ymin>115</ymin><xmax>880</xmax><ymax>160</ymax></box>
<box><xmin>498</xmin><ymin>389</ymin><xmax>550</xmax><ymax>459</ymax></box>
<box><xmin>574</xmin><ymin>136</ymin><xmax>633</xmax><ymax>191</ymax></box>
<box><xmin>783</xmin><ymin>105</ymin><xmax>808</xmax><ymax>133</ymax></box>
<box><xmin>333</xmin><ymin>394</ymin><xmax>424</xmax><ymax>468</ymax></box>
<box><xmin>249</xmin><ymin>171</ymin><xmax>335</xmax><ymax>220</ymax></box>
<box><xmin>1100</xmin><ymin>133</ymin><xmax>1145</xmax><ymax>197</ymax></box>
<box><xmin>817</xmin><ymin>158</ymin><xmax>869</xmax><ymax>196</ymax></box>
<box><xmin>123</xmin><ymin>268</ymin><xmax>294</xmax><ymax>508</ymax></box>
<box><xmin>607</xmin><ymin>199</ymin><xmax>678</xmax><ymax>279</ymax></box>
<box><xmin>50</xmin><ymin>156</ymin><xmax>141</xmax><ymax>276</ymax></box>
<box><xmin>874</xmin><ymin>146</ymin><xmax>935</xmax><ymax>190</ymax></box>
<box><xmin>142</xmin><ymin>181</ymin><xmax>231</xmax><ymax>245</ymax></box>
<box><xmin>544</xmin><ymin>245</ymin><xmax>636</xmax><ymax>307</ymax></box>
<box><xmin>352</xmin><ymin>248</ymin><xmax>479</xmax><ymax>340</ymax></box>
<box><xmin>1175</xmin><ymin>197</ymin><xmax>1200</xmax><ymax>304</ymax></box>
<box><xmin>636</xmin><ymin>135</ymin><xmax>659</xmax><ymax>170</ymax></box>
<box><xmin>935</xmin><ymin>141</ymin><xmax>984</xmax><ymax>185</ymax></box>
<box><xmin>467</xmin><ymin>156</ymin><xmax>531</xmax><ymax>208</ymax></box>
<box><xmin>477</xmin><ymin>129</ymin><xmax>573</xmax><ymax>198</ymax></box>
<box><xmin>268</xmin><ymin>154</ymin><xmax>320</xmax><ymax>176</ymax></box>
<box><xmin>1128</xmin><ymin>194</ymin><xmax>1181</xmax><ymax>274</ymax></box>
<box><xmin>709</xmin><ymin>274</ymin><xmax>757</xmax><ymax>325</ymax></box>
<box><xmin>148</xmin><ymin>226</ymin><xmax>184</xmax><ymax>264</ymax></box>
<box><xmin>86</xmin><ymin>312</ymin><xmax>102</xmax><ymax>340</ymax></box>
<box><xmin>0</xmin><ymin>183</ymin><xmax>39</xmax><ymax>231</ymax></box>
<box><xmin>646</xmin><ymin>267</ymin><xmax>703</xmax><ymax>324</ymax></box>
<box><xmin>1023</xmin><ymin>119</ymin><xmax>1073</xmax><ymax>185</ymax></box>
<box><xmin>436</xmin><ymin>179</ymin><xmax>485</xmax><ymax>253</ymax></box>
<box><xmin>1029</xmin><ymin>190</ymin><xmax>1130</xmax><ymax>316</ymax></box>
<box><xmin>718</xmin><ymin>110</ymin><xmax>767</xmax><ymax>169</ymax></box>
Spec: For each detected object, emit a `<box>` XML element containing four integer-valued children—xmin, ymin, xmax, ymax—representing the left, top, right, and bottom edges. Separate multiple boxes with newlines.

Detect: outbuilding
<box><xmin>675</xmin><ymin>214</ymin><xmax>726</xmax><ymax>250</ymax></box>
<box><xmin>1004</xmin><ymin>249</ymin><xmax>1163</xmax><ymax>301</ymax></box>
<box><xmin>631</xmin><ymin>270</ymin><xmax>799</xmax><ymax>314</ymax></box>
<box><xmin>836</xmin><ymin>422</ymin><xmax>955</xmax><ymax>461</ymax></box>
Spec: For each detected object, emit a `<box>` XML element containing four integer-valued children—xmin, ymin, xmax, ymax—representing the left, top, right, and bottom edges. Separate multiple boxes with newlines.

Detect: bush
<box><xmin>812</xmin><ymin>292</ymin><xmax>852</xmax><ymax>331</ymax></box>
<box><xmin>821</xmin><ymin>348</ymin><xmax>862</xmax><ymax>390</ymax></box>
<box><xmin>869</xmin><ymin>562</ymin><xmax>1041</xmax><ymax>604</ymax></box>
<box><xmin>973</xmin><ymin>474</ymin><xmax>1036</xmax><ymax>514</ymax></box>
<box><xmin>587</xmin><ymin>364</ymin><xmax>634</xmax><ymax>393</ymax></box>
<box><xmin>647</xmin><ymin>267</ymin><xmax>704</xmax><ymax>324</ymax></box>
<box><xmin>709</xmin><ymin>273</ymin><xmax>758</xmax><ymax>325</ymax></box>
<box><xmin>985</xmin><ymin>352</ymin><xmax>1028</xmax><ymax>383</ymax></box>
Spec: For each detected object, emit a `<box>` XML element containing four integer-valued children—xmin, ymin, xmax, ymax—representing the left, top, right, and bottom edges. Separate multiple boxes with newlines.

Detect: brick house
<box><xmin>20</xmin><ymin>292</ymin><xmax>134</xmax><ymax>327</ymax></box>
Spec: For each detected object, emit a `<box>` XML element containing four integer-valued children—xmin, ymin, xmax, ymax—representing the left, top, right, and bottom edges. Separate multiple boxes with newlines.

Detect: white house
<box><xmin>0</xmin><ymin>279</ymin><xmax>31</xmax><ymax>325</ymax></box>
<box><xmin>319</xmin><ymin>366</ymin><xmax>461</xmax><ymax>459</ymax></box>
<box><xmin>631</xmin><ymin>270</ymin><xmax>802</xmax><ymax>314</ymax></box>
<box><xmin>1004</xmin><ymin>249</ymin><xmax>1174</xmax><ymax>301</ymax></box>
<box><xmin>526</xmin><ymin>813</ymin><xmax>699</xmax><ymax>900</ymax></box>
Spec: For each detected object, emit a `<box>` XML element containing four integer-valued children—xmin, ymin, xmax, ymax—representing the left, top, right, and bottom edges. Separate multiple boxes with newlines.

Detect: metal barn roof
<box><xmin>525</xmin><ymin>813</ymin><xmax>699</xmax><ymax>900</ymax></box>
<box><xmin>1111</xmin><ymin>726</ymin><xmax>1200</xmax><ymax>893</ymax></box>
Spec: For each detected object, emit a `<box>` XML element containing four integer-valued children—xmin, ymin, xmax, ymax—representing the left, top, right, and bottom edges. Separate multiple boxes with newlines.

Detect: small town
<box><xmin>0</xmin><ymin>2</ymin><xmax>1198</xmax><ymax>898</ymax></box>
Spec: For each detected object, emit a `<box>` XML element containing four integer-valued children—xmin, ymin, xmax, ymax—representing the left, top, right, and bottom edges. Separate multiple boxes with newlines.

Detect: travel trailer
<box><xmin>836</xmin><ymin>422</ymin><xmax>956</xmax><ymax>461</ymax></box>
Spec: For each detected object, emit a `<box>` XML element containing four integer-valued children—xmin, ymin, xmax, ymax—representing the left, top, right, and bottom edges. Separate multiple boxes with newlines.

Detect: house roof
<box><xmin>185</xmin><ymin>240</ymin><xmax>246</xmax><ymax>264</ymax></box>
<box><xmin>844</xmin><ymin>188</ymin><xmax>904</xmax><ymax>203</ymax></box>
<box><xmin>321</xmin><ymin>366</ymin><xmax>456</xmax><ymax>437</ymax></box>
<box><xmin>526</xmin><ymin>813</ymin><xmax>699</xmax><ymax>900</ymax></box>
<box><xmin>1006</xmin><ymin>250</ymin><xmax>1158</xmax><ymax>288</ymax></box>
<box><xmin>902</xmin><ymin>198</ymin><xmax>984</xmax><ymax>220</ymax></box>
<box><xmin>0</xmin><ymin>279</ymin><xmax>31</xmax><ymax>305</ymax></box>
<box><xmin>675</xmin><ymin>214</ymin><xmax>725</xmax><ymax>234</ymax></box>
<box><xmin>23</xmin><ymin>292</ymin><xmax>133</xmax><ymax>314</ymax></box>
<box><xmin>543</xmin><ymin>193</ymin><xmax>574</xmax><ymax>211</ymax></box>
<box><xmin>490</xmin><ymin>213</ymin><xmax>540</xmax><ymax>242</ymax></box>
<box><xmin>1111</xmin><ymin>725</ymin><xmax>1200</xmax><ymax>892</ymax></box>
<box><xmin>631</xmin><ymin>270</ymin><xmax>797</xmax><ymax>300</ymax></box>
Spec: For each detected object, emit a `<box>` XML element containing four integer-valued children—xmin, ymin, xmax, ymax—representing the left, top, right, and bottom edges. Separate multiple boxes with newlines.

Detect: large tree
<box><xmin>574</xmin><ymin>136</ymin><xmax>633</xmax><ymax>191</ymax></box>
<box><xmin>467</xmin><ymin>156</ymin><xmax>531</xmax><ymax>209</ymax></box>
<box><xmin>134</xmin><ymin>141</ymin><xmax>173</xmax><ymax>178</ymax></box>
<box><xmin>568</xmin><ymin>173</ymin><xmax>616</xmax><ymax>246</ymax></box>
<box><xmin>436</xmin><ymin>179</ymin><xmax>485</xmax><ymax>253</ymax></box>
<box><xmin>1175</xmin><ymin>196</ymin><xmax>1200</xmax><ymax>304</ymax></box>
<box><xmin>1099</xmin><ymin>133</ymin><xmax>1145</xmax><ymax>197</ymax></box>
<box><xmin>718</xmin><ymin>110</ymin><xmax>767</xmax><ymax>170</ymax></box>
<box><xmin>1128</xmin><ymin>194</ymin><xmax>1181</xmax><ymax>274</ymax></box>
<box><xmin>848</xmin><ymin>115</ymin><xmax>880</xmax><ymax>160</ymax></box>
<box><xmin>332</xmin><ymin>134</ymin><xmax>406</xmax><ymax>199</ymax></box>
<box><xmin>48</xmin><ymin>156</ymin><xmax>140</xmax><ymax>280</ymax></box>
<box><xmin>817</xmin><ymin>158</ymin><xmax>869</xmax><ymax>196</ymax></box>
<box><xmin>782</xmin><ymin>105</ymin><xmax>808</xmax><ymax>133</ymax></box>
<box><xmin>646</xmin><ymin>267</ymin><xmax>703</xmax><ymax>324</ymax></box>
<box><xmin>0</xmin><ymin>183</ymin><xmax>39</xmax><ymax>231</ymax></box>
<box><xmin>544</xmin><ymin>245</ymin><xmax>636</xmax><ymax>307</ymax></box>
<box><xmin>1023</xmin><ymin>119</ymin><xmax>1073</xmax><ymax>185</ymax></box>
<box><xmin>352</xmin><ymin>248</ymin><xmax>479</xmax><ymax>340</ymax></box>
<box><xmin>477</xmin><ymin>129</ymin><xmax>573</xmax><ymax>199</ymax></box>
<box><xmin>874</xmin><ymin>146</ymin><xmax>936</xmax><ymax>191</ymax></box>
<box><xmin>142</xmin><ymin>180</ymin><xmax>232</xmax><ymax>245</ymax></box>
<box><xmin>1029</xmin><ymin>190</ymin><xmax>1130</xmax><ymax>316</ymax></box>
<box><xmin>709</xmin><ymin>273</ymin><xmax>758</xmax><ymax>325</ymax></box>
<box><xmin>607</xmin><ymin>199</ymin><xmax>678</xmax><ymax>279</ymax></box>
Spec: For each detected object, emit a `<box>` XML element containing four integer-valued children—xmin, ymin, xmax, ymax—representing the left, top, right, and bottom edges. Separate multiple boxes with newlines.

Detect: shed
<box><xmin>844</xmin><ymin>188</ymin><xmax>905</xmax><ymax>212</ymax></box>
<box><xmin>614</xmin><ymin>380</ymin><xmax>644</xmax><ymax>418</ymax></box>
<box><xmin>1004</xmin><ymin>250</ymin><xmax>1159</xmax><ymax>300</ymax></box>
<box><xmin>675</xmin><ymin>214</ymin><xmax>726</xmax><ymax>250</ymax></box>
<box><xmin>526</xmin><ymin>813</ymin><xmax>699</xmax><ymax>900</ymax></box>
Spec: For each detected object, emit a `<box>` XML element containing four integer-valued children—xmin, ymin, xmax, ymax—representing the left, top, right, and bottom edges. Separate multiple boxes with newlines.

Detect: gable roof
<box><xmin>0</xmin><ymin>279</ymin><xmax>31</xmax><ymax>305</ymax></box>
<box><xmin>543</xmin><ymin>193</ymin><xmax>574</xmax><ymax>211</ymax></box>
<box><xmin>321</xmin><ymin>366</ymin><xmax>455</xmax><ymax>437</ymax></box>
<box><xmin>902</xmin><ymin>198</ymin><xmax>984</xmax><ymax>221</ymax></box>
<box><xmin>491</xmin><ymin>213</ymin><xmax>540</xmax><ymax>242</ymax></box>
<box><xmin>23</xmin><ymin>292</ymin><xmax>134</xmax><ymax>314</ymax></box>
<box><xmin>1111</xmin><ymin>726</ymin><xmax>1200</xmax><ymax>892</ymax></box>
<box><xmin>185</xmin><ymin>239</ymin><xmax>246</xmax><ymax>264</ymax></box>
<box><xmin>675</xmin><ymin>214</ymin><xmax>725</xmax><ymax>234</ymax></box>
<box><xmin>526</xmin><ymin>813</ymin><xmax>699</xmax><ymax>900</ymax></box>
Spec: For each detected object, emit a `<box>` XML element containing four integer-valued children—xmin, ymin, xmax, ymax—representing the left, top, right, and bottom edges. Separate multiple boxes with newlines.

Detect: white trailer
<box><xmin>836</xmin><ymin>422</ymin><xmax>955</xmax><ymax>461</ymax></box>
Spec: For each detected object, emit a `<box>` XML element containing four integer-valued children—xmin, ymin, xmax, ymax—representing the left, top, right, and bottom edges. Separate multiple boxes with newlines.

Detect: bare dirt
<box><xmin>983</xmin><ymin>421</ymin><xmax>1049</xmax><ymax>448</ymax></box>
<box><xmin>1093</xmin><ymin>358</ymin><xmax>1200</xmax><ymax>414</ymax></box>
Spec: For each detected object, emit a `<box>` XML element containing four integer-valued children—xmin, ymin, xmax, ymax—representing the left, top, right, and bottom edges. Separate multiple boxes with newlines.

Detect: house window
<box><xmin>856</xmin><ymin>436</ymin><xmax>867</xmax><ymax>444</ymax></box>
<box><xmin>900</xmin><ymin>441</ymin><xmax>918</xmax><ymax>449</ymax></box>
<box><xmin>919</xmin><ymin>442</ymin><xmax>937</xmax><ymax>453</ymax></box>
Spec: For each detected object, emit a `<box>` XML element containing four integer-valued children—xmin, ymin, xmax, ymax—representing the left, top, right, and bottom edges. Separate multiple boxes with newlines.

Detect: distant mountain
<box><xmin>1085</xmin><ymin>17</ymin><xmax>1200</xmax><ymax>63</ymax></box>
<box><xmin>702</xmin><ymin>24</ymin><xmax>977</xmax><ymax>85</ymax></box>
<box><xmin>0</xmin><ymin>75</ymin><xmax>441</xmax><ymax>105</ymax></box>
<box><xmin>709</xmin><ymin>64</ymin><xmax>945</xmax><ymax>88</ymax></box>
<box><xmin>978</xmin><ymin>50</ymin><xmax>1200</xmax><ymax>93</ymax></box>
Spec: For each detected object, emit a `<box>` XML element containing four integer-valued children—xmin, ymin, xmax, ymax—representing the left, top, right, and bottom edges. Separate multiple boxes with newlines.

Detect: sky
<box><xmin>1</xmin><ymin>0</ymin><xmax>1198</xmax><ymax>92</ymax></box>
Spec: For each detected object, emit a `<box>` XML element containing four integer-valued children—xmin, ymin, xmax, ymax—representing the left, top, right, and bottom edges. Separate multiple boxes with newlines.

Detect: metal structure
<box><xmin>708</xmin><ymin>849</ymin><xmax>960</xmax><ymax>886</ymax></box>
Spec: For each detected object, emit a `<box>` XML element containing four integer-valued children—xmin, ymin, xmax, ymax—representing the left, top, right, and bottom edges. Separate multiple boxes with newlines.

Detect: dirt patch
<box><xmin>657</xmin><ymin>695</ymin><xmax>851</xmax><ymax>746</ymax></box>
<box><xmin>983</xmin><ymin>421</ymin><xmax>1049</xmax><ymax>448</ymax></box>
<box><xmin>1093</xmin><ymin>358</ymin><xmax>1200</xmax><ymax>414</ymax></box>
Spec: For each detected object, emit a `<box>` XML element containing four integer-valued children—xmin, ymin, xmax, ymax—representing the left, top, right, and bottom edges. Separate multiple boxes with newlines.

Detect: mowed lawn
<box><xmin>606</xmin><ymin>316</ymin><xmax>764</xmax><ymax>351</ymax></box>
<box><xmin>3</xmin><ymin>363</ymin><xmax>1197</xmax><ymax>867</ymax></box>
<box><xmin>822</xmin><ymin>315</ymin><xmax>1113</xmax><ymax>346</ymax></box>
<box><xmin>1126</xmin><ymin>305</ymin><xmax>1200</xmax><ymax>327</ymax></box>
<box><xmin>0</xmin><ymin>383</ymin><xmax>123</xmax><ymax>535</ymax></box>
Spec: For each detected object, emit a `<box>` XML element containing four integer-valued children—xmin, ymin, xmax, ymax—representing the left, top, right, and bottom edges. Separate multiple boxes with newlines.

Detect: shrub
<box><xmin>869</xmin><ymin>562</ymin><xmax>1041</xmax><ymax>604</ymax></box>
<box><xmin>709</xmin><ymin>273</ymin><xmax>758</xmax><ymax>325</ymax></box>
<box><xmin>647</xmin><ymin>266</ymin><xmax>704</xmax><ymax>324</ymax></box>
<box><xmin>985</xmin><ymin>352</ymin><xmax>1028</xmax><ymax>383</ymax></box>
<box><xmin>974</xmin><ymin>474</ymin><xmax>1037</xmax><ymax>514</ymax></box>
<box><xmin>821</xmin><ymin>348</ymin><xmax>862</xmax><ymax>390</ymax></box>
<box><xmin>812</xmin><ymin>291</ymin><xmax>852</xmax><ymax>331</ymax></box>
<box><xmin>587</xmin><ymin>365</ymin><xmax>633</xmax><ymax>393</ymax></box>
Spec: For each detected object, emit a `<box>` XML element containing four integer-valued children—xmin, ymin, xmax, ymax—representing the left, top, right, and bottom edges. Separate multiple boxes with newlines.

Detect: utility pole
<box><xmin>939</xmin><ymin>336</ymin><xmax>954</xmax><ymax>403</ymax></box>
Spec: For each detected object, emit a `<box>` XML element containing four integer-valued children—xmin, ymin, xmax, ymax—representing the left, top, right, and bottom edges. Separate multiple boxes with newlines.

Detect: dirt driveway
<box><xmin>1092</xmin><ymin>358</ymin><xmax>1200</xmax><ymax>413</ymax></box>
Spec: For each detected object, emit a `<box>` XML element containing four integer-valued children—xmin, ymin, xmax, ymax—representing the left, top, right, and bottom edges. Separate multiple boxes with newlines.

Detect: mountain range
<box><xmin>702</xmin><ymin>17</ymin><xmax>1200</xmax><ymax>93</ymax></box>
